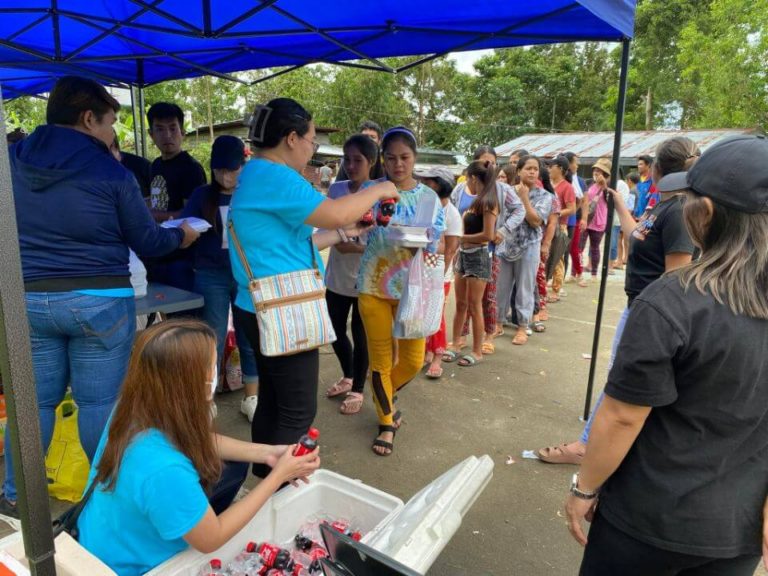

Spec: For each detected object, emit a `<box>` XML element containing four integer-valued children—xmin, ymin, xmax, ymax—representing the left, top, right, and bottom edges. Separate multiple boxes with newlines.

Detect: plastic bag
<box><xmin>394</xmin><ymin>250</ymin><xmax>445</xmax><ymax>339</ymax></box>
<box><xmin>45</xmin><ymin>396</ymin><xmax>90</xmax><ymax>502</ymax></box>
<box><xmin>128</xmin><ymin>250</ymin><xmax>147</xmax><ymax>298</ymax></box>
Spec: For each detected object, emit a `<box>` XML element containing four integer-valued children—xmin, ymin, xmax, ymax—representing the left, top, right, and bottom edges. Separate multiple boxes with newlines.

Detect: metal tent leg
<box><xmin>583</xmin><ymin>38</ymin><xmax>632</xmax><ymax>421</ymax></box>
<box><xmin>0</xmin><ymin>88</ymin><xmax>57</xmax><ymax>575</ymax></box>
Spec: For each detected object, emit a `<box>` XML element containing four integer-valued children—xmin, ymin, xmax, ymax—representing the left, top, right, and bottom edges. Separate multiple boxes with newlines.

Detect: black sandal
<box><xmin>372</xmin><ymin>425</ymin><xmax>397</xmax><ymax>456</ymax></box>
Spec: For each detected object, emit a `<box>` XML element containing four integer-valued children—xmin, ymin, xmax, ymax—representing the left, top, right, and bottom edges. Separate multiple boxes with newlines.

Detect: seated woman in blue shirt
<box><xmin>78</xmin><ymin>319</ymin><xmax>320</xmax><ymax>576</ymax></box>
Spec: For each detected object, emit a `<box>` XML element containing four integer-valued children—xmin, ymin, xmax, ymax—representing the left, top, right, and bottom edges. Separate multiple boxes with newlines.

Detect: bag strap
<box><xmin>228</xmin><ymin>219</ymin><xmax>320</xmax><ymax>277</ymax></box>
<box><xmin>228</xmin><ymin>220</ymin><xmax>256</xmax><ymax>282</ymax></box>
<box><xmin>52</xmin><ymin>480</ymin><xmax>97</xmax><ymax>539</ymax></box>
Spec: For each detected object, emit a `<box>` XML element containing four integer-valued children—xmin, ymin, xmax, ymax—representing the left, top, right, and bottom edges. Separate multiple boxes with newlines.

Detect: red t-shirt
<box><xmin>555</xmin><ymin>180</ymin><xmax>576</xmax><ymax>226</ymax></box>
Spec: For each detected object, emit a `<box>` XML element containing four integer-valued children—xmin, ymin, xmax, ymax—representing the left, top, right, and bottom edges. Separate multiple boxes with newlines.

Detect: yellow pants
<box><xmin>358</xmin><ymin>294</ymin><xmax>425</xmax><ymax>426</ymax></box>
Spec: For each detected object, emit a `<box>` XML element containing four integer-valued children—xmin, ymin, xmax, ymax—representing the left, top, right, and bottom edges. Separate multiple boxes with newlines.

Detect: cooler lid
<box><xmin>364</xmin><ymin>455</ymin><xmax>494</xmax><ymax>574</ymax></box>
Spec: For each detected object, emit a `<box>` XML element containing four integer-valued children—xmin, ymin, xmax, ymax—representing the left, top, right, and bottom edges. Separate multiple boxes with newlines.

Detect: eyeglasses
<box><xmin>300</xmin><ymin>135</ymin><xmax>320</xmax><ymax>154</ymax></box>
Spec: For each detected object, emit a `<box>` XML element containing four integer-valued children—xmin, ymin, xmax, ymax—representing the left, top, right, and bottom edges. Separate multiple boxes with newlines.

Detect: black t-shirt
<box><xmin>150</xmin><ymin>151</ymin><xmax>207</xmax><ymax>213</ymax></box>
<box><xmin>600</xmin><ymin>274</ymin><xmax>768</xmax><ymax>558</ymax></box>
<box><xmin>120</xmin><ymin>152</ymin><xmax>152</xmax><ymax>198</ymax></box>
<box><xmin>625</xmin><ymin>195</ymin><xmax>695</xmax><ymax>305</ymax></box>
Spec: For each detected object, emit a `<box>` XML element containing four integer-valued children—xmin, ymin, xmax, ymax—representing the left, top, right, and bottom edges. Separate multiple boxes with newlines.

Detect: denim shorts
<box><xmin>456</xmin><ymin>247</ymin><xmax>491</xmax><ymax>281</ymax></box>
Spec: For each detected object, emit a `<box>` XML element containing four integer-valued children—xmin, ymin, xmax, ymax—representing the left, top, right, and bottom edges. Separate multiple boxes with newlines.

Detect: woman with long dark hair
<box><xmin>494</xmin><ymin>155</ymin><xmax>553</xmax><ymax>346</ymax></box>
<box><xmin>324</xmin><ymin>134</ymin><xmax>382</xmax><ymax>415</ymax></box>
<box><xmin>445</xmin><ymin>160</ymin><xmax>499</xmax><ymax>366</ymax></box>
<box><xmin>78</xmin><ymin>320</ymin><xmax>320</xmax><ymax>575</ymax></box>
<box><xmin>357</xmin><ymin>126</ymin><xmax>445</xmax><ymax>456</ymax></box>
<box><xmin>547</xmin><ymin>155</ymin><xmax>577</xmax><ymax>302</ymax></box>
<box><xmin>181</xmin><ymin>135</ymin><xmax>260</xmax><ymax>422</ymax></box>
<box><xmin>567</xmin><ymin>134</ymin><xmax>768</xmax><ymax>576</ymax></box>
<box><xmin>448</xmin><ymin>146</ymin><xmax>523</xmax><ymax>355</ymax></box>
<box><xmin>229</xmin><ymin>98</ymin><xmax>397</xmax><ymax>476</ymax></box>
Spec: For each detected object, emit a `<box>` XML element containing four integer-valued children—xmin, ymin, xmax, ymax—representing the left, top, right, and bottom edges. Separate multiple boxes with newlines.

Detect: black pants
<box><xmin>325</xmin><ymin>290</ymin><xmax>368</xmax><ymax>394</ymax></box>
<box><xmin>208</xmin><ymin>461</ymin><xmax>249</xmax><ymax>515</ymax></box>
<box><xmin>580</xmin><ymin>511</ymin><xmax>761</xmax><ymax>576</ymax></box>
<box><xmin>564</xmin><ymin>225</ymin><xmax>576</xmax><ymax>276</ymax></box>
<box><xmin>234</xmin><ymin>306</ymin><xmax>319</xmax><ymax>478</ymax></box>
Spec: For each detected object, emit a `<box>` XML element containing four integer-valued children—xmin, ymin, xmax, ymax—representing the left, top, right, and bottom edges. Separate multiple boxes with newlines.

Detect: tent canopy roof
<box><xmin>1</xmin><ymin>0</ymin><xmax>635</xmax><ymax>98</ymax></box>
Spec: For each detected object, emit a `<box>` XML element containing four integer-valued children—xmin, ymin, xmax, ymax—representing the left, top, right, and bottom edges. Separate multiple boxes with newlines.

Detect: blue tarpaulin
<box><xmin>0</xmin><ymin>0</ymin><xmax>636</xmax><ymax>98</ymax></box>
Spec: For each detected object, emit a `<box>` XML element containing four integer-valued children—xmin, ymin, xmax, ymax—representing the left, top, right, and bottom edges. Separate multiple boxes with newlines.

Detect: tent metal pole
<box><xmin>130</xmin><ymin>84</ymin><xmax>141</xmax><ymax>154</ymax></box>
<box><xmin>583</xmin><ymin>37</ymin><xmax>631</xmax><ymax>421</ymax></box>
<box><xmin>0</xmin><ymin>88</ymin><xmax>57</xmax><ymax>576</ymax></box>
<box><xmin>137</xmin><ymin>61</ymin><xmax>148</xmax><ymax>158</ymax></box>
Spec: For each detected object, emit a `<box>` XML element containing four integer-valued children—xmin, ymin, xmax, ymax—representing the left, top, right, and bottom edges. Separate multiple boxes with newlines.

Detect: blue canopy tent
<box><xmin>0</xmin><ymin>1</ymin><xmax>635</xmax><ymax>573</ymax></box>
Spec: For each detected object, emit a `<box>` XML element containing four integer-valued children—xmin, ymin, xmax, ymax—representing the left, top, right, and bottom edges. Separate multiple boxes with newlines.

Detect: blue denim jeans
<box><xmin>193</xmin><ymin>268</ymin><xmax>258</xmax><ymax>382</ymax></box>
<box><xmin>3</xmin><ymin>293</ymin><xmax>136</xmax><ymax>501</ymax></box>
<box><xmin>580</xmin><ymin>307</ymin><xmax>631</xmax><ymax>444</ymax></box>
<box><xmin>609</xmin><ymin>225</ymin><xmax>622</xmax><ymax>262</ymax></box>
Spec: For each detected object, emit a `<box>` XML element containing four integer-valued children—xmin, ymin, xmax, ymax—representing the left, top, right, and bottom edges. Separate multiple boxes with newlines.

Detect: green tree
<box><xmin>677</xmin><ymin>0</ymin><xmax>768</xmax><ymax>128</ymax></box>
<box><xmin>321</xmin><ymin>66</ymin><xmax>411</xmax><ymax>143</ymax></box>
<box><xmin>626</xmin><ymin>0</ymin><xmax>711</xmax><ymax>129</ymax></box>
<box><xmin>4</xmin><ymin>96</ymin><xmax>47</xmax><ymax>134</ymax></box>
<box><xmin>398</xmin><ymin>57</ymin><xmax>465</xmax><ymax>150</ymax></box>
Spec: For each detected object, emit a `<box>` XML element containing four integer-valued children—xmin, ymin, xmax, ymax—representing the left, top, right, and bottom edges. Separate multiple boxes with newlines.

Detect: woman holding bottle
<box><xmin>357</xmin><ymin>126</ymin><xmax>445</xmax><ymax>456</ymax></box>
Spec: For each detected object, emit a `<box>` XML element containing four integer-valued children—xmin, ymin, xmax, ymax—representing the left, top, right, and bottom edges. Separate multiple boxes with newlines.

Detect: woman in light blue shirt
<box><xmin>78</xmin><ymin>319</ymin><xmax>321</xmax><ymax>576</ymax></box>
<box><xmin>228</xmin><ymin>98</ymin><xmax>398</xmax><ymax>477</ymax></box>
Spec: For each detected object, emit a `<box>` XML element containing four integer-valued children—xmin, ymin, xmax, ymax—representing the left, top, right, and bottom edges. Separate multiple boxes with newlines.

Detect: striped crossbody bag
<box><xmin>228</xmin><ymin>221</ymin><xmax>336</xmax><ymax>357</ymax></box>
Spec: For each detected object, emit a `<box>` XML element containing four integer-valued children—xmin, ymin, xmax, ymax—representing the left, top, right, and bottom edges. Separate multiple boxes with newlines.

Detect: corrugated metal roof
<box><xmin>496</xmin><ymin>129</ymin><xmax>757</xmax><ymax>163</ymax></box>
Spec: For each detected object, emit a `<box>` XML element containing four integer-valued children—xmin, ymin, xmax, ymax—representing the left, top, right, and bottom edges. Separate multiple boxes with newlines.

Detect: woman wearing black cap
<box><xmin>566</xmin><ymin>134</ymin><xmax>768</xmax><ymax>575</ymax></box>
<box><xmin>180</xmin><ymin>136</ymin><xmax>261</xmax><ymax>421</ymax></box>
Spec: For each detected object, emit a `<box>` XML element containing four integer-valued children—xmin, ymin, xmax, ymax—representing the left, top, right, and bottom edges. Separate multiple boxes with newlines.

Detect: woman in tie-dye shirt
<box><xmin>357</xmin><ymin>126</ymin><xmax>444</xmax><ymax>456</ymax></box>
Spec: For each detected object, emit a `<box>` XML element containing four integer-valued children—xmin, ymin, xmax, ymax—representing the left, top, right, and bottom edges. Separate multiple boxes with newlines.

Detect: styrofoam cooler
<box><xmin>148</xmin><ymin>454</ymin><xmax>494</xmax><ymax>575</ymax></box>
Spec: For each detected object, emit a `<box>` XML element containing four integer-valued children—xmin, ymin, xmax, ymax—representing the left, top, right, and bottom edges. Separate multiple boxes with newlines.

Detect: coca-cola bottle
<box><xmin>198</xmin><ymin>558</ymin><xmax>227</xmax><ymax>576</ymax></box>
<box><xmin>293</xmin><ymin>428</ymin><xmax>319</xmax><ymax>456</ymax></box>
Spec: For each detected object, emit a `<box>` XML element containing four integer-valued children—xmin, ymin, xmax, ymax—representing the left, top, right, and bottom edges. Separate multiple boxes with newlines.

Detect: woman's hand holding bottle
<box><xmin>269</xmin><ymin>445</ymin><xmax>320</xmax><ymax>487</ymax></box>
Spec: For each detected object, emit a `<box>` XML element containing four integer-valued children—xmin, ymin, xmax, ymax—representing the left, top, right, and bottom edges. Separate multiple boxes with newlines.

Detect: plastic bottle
<box><xmin>230</xmin><ymin>543</ymin><xmax>263</xmax><ymax>576</ymax></box>
<box><xmin>359</xmin><ymin>209</ymin><xmax>374</xmax><ymax>227</ymax></box>
<box><xmin>377</xmin><ymin>198</ymin><xmax>397</xmax><ymax>226</ymax></box>
<box><xmin>198</xmin><ymin>558</ymin><xmax>228</xmax><ymax>576</ymax></box>
<box><xmin>293</xmin><ymin>428</ymin><xmax>319</xmax><ymax>457</ymax></box>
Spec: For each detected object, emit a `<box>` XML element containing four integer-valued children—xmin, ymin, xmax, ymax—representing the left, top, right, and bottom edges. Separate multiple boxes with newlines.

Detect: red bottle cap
<box><xmin>307</xmin><ymin>428</ymin><xmax>319</xmax><ymax>440</ymax></box>
<box><xmin>210</xmin><ymin>559</ymin><xmax>222</xmax><ymax>569</ymax></box>
<box><xmin>246</xmin><ymin>541</ymin><xmax>258</xmax><ymax>553</ymax></box>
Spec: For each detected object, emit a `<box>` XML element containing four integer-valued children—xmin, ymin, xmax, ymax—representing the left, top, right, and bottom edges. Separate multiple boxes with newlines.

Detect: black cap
<box><xmin>211</xmin><ymin>135</ymin><xmax>246</xmax><ymax>170</ymax></box>
<box><xmin>686</xmin><ymin>134</ymin><xmax>768</xmax><ymax>213</ymax></box>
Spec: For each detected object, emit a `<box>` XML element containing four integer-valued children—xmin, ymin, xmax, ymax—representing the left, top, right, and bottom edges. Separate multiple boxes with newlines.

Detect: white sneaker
<box><xmin>240</xmin><ymin>395</ymin><xmax>258</xmax><ymax>422</ymax></box>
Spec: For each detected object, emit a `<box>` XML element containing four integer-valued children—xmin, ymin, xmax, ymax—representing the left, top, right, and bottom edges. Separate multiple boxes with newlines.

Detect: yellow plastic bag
<box><xmin>45</xmin><ymin>397</ymin><xmax>90</xmax><ymax>502</ymax></box>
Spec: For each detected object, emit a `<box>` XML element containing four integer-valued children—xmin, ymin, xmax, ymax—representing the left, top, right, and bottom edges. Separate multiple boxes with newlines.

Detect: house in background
<box><xmin>496</xmin><ymin>128</ymin><xmax>759</xmax><ymax>177</ymax></box>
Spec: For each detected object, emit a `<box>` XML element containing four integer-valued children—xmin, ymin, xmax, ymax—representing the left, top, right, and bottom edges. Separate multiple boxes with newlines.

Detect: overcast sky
<box><xmin>448</xmin><ymin>49</ymin><xmax>493</xmax><ymax>74</ymax></box>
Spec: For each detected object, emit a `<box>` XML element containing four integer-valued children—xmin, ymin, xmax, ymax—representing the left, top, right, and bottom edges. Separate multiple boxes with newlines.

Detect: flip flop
<box><xmin>512</xmin><ymin>331</ymin><xmax>528</xmax><ymax>345</ymax></box>
<box><xmin>458</xmin><ymin>354</ymin><xmax>481</xmax><ymax>367</ymax></box>
<box><xmin>339</xmin><ymin>392</ymin><xmax>363</xmax><ymax>415</ymax></box>
<box><xmin>442</xmin><ymin>350</ymin><xmax>459</xmax><ymax>363</ymax></box>
<box><xmin>326</xmin><ymin>378</ymin><xmax>353</xmax><ymax>398</ymax></box>
<box><xmin>481</xmin><ymin>342</ymin><xmax>495</xmax><ymax>355</ymax></box>
<box><xmin>532</xmin><ymin>321</ymin><xmax>546</xmax><ymax>333</ymax></box>
<box><xmin>537</xmin><ymin>442</ymin><xmax>585</xmax><ymax>465</ymax></box>
<box><xmin>425</xmin><ymin>365</ymin><xmax>443</xmax><ymax>379</ymax></box>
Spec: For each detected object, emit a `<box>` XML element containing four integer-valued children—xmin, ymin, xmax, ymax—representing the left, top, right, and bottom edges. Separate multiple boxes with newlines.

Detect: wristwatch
<box><xmin>570</xmin><ymin>473</ymin><xmax>599</xmax><ymax>500</ymax></box>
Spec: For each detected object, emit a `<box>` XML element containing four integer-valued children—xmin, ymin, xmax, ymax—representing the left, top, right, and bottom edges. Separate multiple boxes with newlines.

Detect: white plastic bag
<box><xmin>393</xmin><ymin>250</ymin><xmax>444</xmax><ymax>339</ymax></box>
<box><xmin>128</xmin><ymin>250</ymin><xmax>147</xmax><ymax>298</ymax></box>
